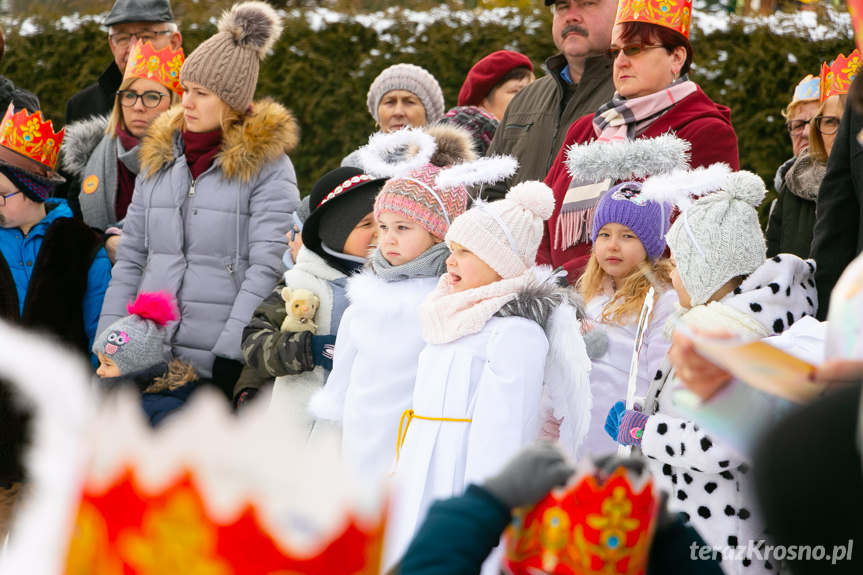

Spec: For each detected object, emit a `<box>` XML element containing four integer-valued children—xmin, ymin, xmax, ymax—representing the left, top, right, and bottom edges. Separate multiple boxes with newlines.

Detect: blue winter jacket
<box><xmin>0</xmin><ymin>198</ymin><xmax>111</xmax><ymax>362</ymax></box>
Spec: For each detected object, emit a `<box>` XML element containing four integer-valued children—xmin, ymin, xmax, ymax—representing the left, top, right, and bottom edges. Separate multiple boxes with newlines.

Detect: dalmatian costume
<box><xmin>641</xmin><ymin>254</ymin><xmax>817</xmax><ymax>575</ymax></box>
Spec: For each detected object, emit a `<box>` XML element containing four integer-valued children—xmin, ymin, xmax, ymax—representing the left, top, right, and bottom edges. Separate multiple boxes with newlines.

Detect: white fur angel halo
<box><xmin>640</xmin><ymin>163</ymin><xmax>732</xmax><ymax>212</ymax></box>
<box><xmin>356</xmin><ymin>128</ymin><xmax>437</xmax><ymax>179</ymax></box>
<box><xmin>565</xmin><ymin>133</ymin><xmax>691</xmax><ymax>183</ymax></box>
<box><xmin>435</xmin><ymin>155</ymin><xmax>519</xmax><ymax>190</ymax></box>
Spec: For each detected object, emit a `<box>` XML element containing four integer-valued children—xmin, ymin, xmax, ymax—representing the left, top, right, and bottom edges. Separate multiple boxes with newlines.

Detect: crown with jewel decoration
<box><xmin>0</xmin><ymin>103</ymin><xmax>65</xmax><ymax>184</ymax></box>
<box><xmin>502</xmin><ymin>461</ymin><xmax>658</xmax><ymax>575</ymax></box>
<box><xmin>820</xmin><ymin>49</ymin><xmax>862</xmax><ymax>104</ymax></box>
<box><xmin>0</xmin><ymin>321</ymin><xmax>386</xmax><ymax>575</ymax></box>
<box><xmin>614</xmin><ymin>0</ymin><xmax>693</xmax><ymax>39</ymax></box>
<box><xmin>124</xmin><ymin>40</ymin><xmax>185</xmax><ymax>96</ymax></box>
<box><xmin>792</xmin><ymin>74</ymin><xmax>820</xmax><ymax>103</ymax></box>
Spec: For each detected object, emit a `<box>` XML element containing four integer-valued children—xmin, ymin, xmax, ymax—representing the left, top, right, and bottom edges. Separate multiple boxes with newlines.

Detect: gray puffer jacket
<box><xmin>97</xmin><ymin>99</ymin><xmax>301</xmax><ymax>376</ymax></box>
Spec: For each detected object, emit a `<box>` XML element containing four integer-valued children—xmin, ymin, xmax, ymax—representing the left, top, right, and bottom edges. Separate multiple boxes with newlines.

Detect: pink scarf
<box><xmin>591</xmin><ymin>79</ymin><xmax>698</xmax><ymax>143</ymax></box>
<box><xmin>419</xmin><ymin>270</ymin><xmax>534</xmax><ymax>344</ymax></box>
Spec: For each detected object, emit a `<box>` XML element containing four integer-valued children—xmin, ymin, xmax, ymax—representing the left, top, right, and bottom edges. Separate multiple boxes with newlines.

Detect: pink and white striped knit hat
<box><xmin>373</xmin><ymin>163</ymin><xmax>469</xmax><ymax>240</ymax></box>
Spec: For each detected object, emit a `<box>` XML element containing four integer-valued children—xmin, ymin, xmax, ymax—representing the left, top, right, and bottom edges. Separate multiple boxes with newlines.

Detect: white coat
<box><xmin>584</xmin><ymin>288</ymin><xmax>677</xmax><ymax>455</ymax></box>
<box><xmin>309</xmin><ymin>270</ymin><xmax>438</xmax><ymax>482</ymax></box>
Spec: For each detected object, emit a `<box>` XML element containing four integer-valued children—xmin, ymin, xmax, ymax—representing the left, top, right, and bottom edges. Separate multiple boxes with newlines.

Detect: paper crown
<box><xmin>614</xmin><ymin>0</ymin><xmax>693</xmax><ymax>39</ymax></box>
<box><xmin>0</xmin><ymin>321</ymin><xmax>386</xmax><ymax>575</ymax></box>
<box><xmin>791</xmin><ymin>74</ymin><xmax>820</xmax><ymax>103</ymax></box>
<box><xmin>0</xmin><ymin>103</ymin><xmax>65</xmax><ymax>182</ymax></box>
<box><xmin>819</xmin><ymin>49</ymin><xmax>862</xmax><ymax>104</ymax></box>
<box><xmin>850</xmin><ymin>0</ymin><xmax>863</xmax><ymax>54</ymax></box>
<box><xmin>502</xmin><ymin>464</ymin><xmax>659</xmax><ymax>575</ymax></box>
<box><xmin>124</xmin><ymin>40</ymin><xmax>185</xmax><ymax>96</ymax></box>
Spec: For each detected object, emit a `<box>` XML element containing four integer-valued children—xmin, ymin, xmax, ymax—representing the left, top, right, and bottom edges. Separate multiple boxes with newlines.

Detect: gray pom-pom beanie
<box><xmin>366</xmin><ymin>63</ymin><xmax>445</xmax><ymax>125</ymax></box>
<box><xmin>666</xmin><ymin>171</ymin><xmax>768</xmax><ymax>307</ymax></box>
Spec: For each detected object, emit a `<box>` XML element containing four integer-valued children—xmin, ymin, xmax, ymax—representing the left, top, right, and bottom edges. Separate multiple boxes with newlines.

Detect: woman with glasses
<box><xmin>537</xmin><ymin>0</ymin><xmax>739</xmax><ymax>284</ymax></box>
<box><xmin>62</xmin><ymin>41</ymin><xmax>183</xmax><ymax>263</ymax></box>
<box><xmin>767</xmin><ymin>50</ymin><xmax>859</xmax><ymax>259</ymax></box>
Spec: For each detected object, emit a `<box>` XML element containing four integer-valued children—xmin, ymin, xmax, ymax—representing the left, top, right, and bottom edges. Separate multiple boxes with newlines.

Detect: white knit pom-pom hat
<box><xmin>445</xmin><ymin>181</ymin><xmax>555</xmax><ymax>279</ymax></box>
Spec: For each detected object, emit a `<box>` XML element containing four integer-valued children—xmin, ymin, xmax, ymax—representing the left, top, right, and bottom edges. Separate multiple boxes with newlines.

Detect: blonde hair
<box><xmin>105</xmin><ymin>76</ymin><xmax>182</xmax><ymax>137</ymax></box>
<box><xmin>808</xmin><ymin>93</ymin><xmax>846</xmax><ymax>163</ymax></box>
<box><xmin>577</xmin><ymin>253</ymin><xmax>673</xmax><ymax>325</ymax></box>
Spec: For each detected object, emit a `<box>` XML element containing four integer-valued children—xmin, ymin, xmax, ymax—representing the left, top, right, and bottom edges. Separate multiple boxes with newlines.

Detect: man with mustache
<box><xmin>482</xmin><ymin>0</ymin><xmax>616</xmax><ymax>201</ymax></box>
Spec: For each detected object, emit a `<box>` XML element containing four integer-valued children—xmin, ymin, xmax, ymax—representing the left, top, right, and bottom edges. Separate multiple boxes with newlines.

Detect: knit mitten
<box><xmin>618</xmin><ymin>409</ymin><xmax>650</xmax><ymax>446</ymax></box>
<box><xmin>483</xmin><ymin>442</ymin><xmax>574</xmax><ymax>510</ymax></box>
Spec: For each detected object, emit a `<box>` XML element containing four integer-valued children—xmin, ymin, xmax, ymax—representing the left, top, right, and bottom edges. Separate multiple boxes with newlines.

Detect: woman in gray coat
<box><xmin>97</xmin><ymin>2</ymin><xmax>300</xmax><ymax>398</ymax></box>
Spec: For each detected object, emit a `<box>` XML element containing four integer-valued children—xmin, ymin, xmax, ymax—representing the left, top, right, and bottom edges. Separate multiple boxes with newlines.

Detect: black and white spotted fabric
<box><xmin>639</xmin><ymin>255</ymin><xmax>816</xmax><ymax>575</ymax></box>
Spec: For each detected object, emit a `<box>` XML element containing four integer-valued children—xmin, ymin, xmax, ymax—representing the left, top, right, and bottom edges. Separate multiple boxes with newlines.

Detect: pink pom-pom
<box><xmin>126</xmin><ymin>291</ymin><xmax>178</xmax><ymax>327</ymax></box>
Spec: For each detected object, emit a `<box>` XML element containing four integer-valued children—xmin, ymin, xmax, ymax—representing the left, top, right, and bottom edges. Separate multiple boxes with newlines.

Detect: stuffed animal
<box><xmin>280</xmin><ymin>287</ymin><xmax>320</xmax><ymax>333</ymax></box>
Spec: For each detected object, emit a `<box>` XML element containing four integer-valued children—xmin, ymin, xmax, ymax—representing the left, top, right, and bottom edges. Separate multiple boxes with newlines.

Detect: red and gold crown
<box><xmin>819</xmin><ymin>49</ymin><xmax>862</xmax><ymax>104</ymax></box>
<box><xmin>502</xmin><ymin>465</ymin><xmax>658</xmax><ymax>575</ymax></box>
<box><xmin>124</xmin><ymin>41</ymin><xmax>185</xmax><ymax>96</ymax></box>
<box><xmin>850</xmin><ymin>0</ymin><xmax>863</xmax><ymax>54</ymax></box>
<box><xmin>614</xmin><ymin>0</ymin><xmax>693</xmax><ymax>40</ymax></box>
<box><xmin>0</xmin><ymin>103</ymin><xmax>65</xmax><ymax>182</ymax></box>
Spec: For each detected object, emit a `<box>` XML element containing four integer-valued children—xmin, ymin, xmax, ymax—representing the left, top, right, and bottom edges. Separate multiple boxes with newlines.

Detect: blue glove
<box><xmin>604</xmin><ymin>401</ymin><xmax>627</xmax><ymax>441</ymax></box>
<box><xmin>311</xmin><ymin>334</ymin><xmax>336</xmax><ymax>371</ymax></box>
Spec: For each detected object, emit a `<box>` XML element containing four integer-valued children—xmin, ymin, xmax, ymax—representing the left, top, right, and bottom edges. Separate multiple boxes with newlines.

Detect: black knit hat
<box><xmin>302</xmin><ymin>167</ymin><xmax>387</xmax><ymax>273</ymax></box>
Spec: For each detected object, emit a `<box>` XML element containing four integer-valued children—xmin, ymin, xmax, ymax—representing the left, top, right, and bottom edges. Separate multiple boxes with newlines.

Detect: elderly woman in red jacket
<box><xmin>539</xmin><ymin>0</ymin><xmax>739</xmax><ymax>283</ymax></box>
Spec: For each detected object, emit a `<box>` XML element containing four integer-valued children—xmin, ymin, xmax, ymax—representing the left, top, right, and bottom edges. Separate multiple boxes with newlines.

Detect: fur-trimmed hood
<box><xmin>60</xmin><ymin>115</ymin><xmax>111</xmax><ymax>177</ymax></box>
<box><xmin>99</xmin><ymin>359</ymin><xmax>199</xmax><ymax>395</ymax></box>
<box><xmin>139</xmin><ymin>98</ymin><xmax>300</xmax><ymax>182</ymax></box>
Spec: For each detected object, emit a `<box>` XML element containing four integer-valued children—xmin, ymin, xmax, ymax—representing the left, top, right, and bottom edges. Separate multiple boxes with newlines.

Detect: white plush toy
<box><xmin>280</xmin><ymin>287</ymin><xmax>320</xmax><ymax>333</ymax></box>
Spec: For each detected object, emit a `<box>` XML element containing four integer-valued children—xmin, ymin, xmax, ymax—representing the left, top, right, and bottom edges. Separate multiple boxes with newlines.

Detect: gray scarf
<box><xmin>785</xmin><ymin>147</ymin><xmax>826</xmax><ymax>202</ymax></box>
<box><xmin>78</xmin><ymin>134</ymin><xmax>141</xmax><ymax>230</ymax></box>
<box><xmin>370</xmin><ymin>241</ymin><xmax>450</xmax><ymax>282</ymax></box>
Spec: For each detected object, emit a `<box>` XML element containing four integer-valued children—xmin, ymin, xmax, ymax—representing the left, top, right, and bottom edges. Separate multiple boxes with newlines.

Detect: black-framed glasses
<box><xmin>117</xmin><ymin>90</ymin><xmax>168</xmax><ymax>109</ymax></box>
<box><xmin>0</xmin><ymin>191</ymin><xmax>21</xmax><ymax>206</ymax></box>
<box><xmin>108</xmin><ymin>30</ymin><xmax>172</xmax><ymax>48</ymax></box>
<box><xmin>606</xmin><ymin>44</ymin><xmax>666</xmax><ymax>60</ymax></box>
<box><xmin>785</xmin><ymin>118</ymin><xmax>811</xmax><ymax>135</ymax></box>
<box><xmin>813</xmin><ymin>115</ymin><xmax>841</xmax><ymax>135</ymax></box>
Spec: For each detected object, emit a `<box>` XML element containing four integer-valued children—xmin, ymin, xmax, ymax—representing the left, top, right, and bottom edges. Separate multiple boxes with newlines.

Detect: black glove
<box><xmin>483</xmin><ymin>441</ymin><xmax>574</xmax><ymax>510</ymax></box>
<box><xmin>311</xmin><ymin>334</ymin><xmax>336</xmax><ymax>371</ymax></box>
<box><xmin>211</xmin><ymin>356</ymin><xmax>244</xmax><ymax>403</ymax></box>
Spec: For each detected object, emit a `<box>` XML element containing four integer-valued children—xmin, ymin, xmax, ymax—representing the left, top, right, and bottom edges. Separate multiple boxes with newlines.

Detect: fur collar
<box><xmin>100</xmin><ymin>359</ymin><xmax>198</xmax><ymax>394</ymax></box>
<box><xmin>495</xmin><ymin>279</ymin><xmax>585</xmax><ymax>328</ymax></box>
<box><xmin>139</xmin><ymin>98</ymin><xmax>299</xmax><ymax>182</ymax></box>
<box><xmin>346</xmin><ymin>267</ymin><xmax>438</xmax><ymax>314</ymax></box>
<box><xmin>60</xmin><ymin>115</ymin><xmax>110</xmax><ymax>176</ymax></box>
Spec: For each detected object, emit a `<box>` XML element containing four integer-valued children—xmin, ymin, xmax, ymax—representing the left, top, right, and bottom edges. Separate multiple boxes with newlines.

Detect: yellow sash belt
<box><xmin>395</xmin><ymin>409</ymin><xmax>472</xmax><ymax>464</ymax></box>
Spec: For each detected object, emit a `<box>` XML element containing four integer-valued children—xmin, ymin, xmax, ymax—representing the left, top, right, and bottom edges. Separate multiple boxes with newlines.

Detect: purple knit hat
<box><xmin>591</xmin><ymin>181</ymin><xmax>670</xmax><ymax>260</ymax></box>
<box><xmin>374</xmin><ymin>163</ymin><xmax>469</xmax><ymax>240</ymax></box>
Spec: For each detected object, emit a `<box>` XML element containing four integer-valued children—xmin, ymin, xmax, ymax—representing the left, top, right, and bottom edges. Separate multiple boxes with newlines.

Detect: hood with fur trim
<box><xmin>60</xmin><ymin>115</ymin><xmax>111</xmax><ymax>177</ymax></box>
<box><xmin>139</xmin><ymin>98</ymin><xmax>299</xmax><ymax>182</ymax></box>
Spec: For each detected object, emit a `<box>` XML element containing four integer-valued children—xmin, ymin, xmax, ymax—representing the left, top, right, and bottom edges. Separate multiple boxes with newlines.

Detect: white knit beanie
<box><xmin>445</xmin><ymin>181</ymin><xmax>555</xmax><ymax>279</ymax></box>
<box><xmin>666</xmin><ymin>171</ymin><xmax>768</xmax><ymax>307</ymax></box>
<box><xmin>366</xmin><ymin>63</ymin><xmax>445</xmax><ymax>125</ymax></box>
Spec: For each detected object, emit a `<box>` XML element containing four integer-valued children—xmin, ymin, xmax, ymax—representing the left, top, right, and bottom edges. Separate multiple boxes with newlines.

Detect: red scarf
<box><xmin>182</xmin><ymin>129</ymin><xmax>223</xmax><ymax>180</ymax></box>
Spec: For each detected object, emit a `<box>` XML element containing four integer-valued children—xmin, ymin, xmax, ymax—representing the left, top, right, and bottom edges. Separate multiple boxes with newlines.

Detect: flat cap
<box><xmin>103</xmin><ymin>0</ymin><xmax>174</xmax><ymax>26</ymax></box>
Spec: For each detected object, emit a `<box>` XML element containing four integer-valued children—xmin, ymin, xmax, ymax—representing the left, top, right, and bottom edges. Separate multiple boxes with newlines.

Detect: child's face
<box><xmin>594</xmin><ymin>223</ymin><xmax>648</xmax><ymax>284</ymax></box>
<box><xmin>446</xmin><ymin>242</ymin><xmax>501</xmax><ymax>292</ymax></box>
<box><xmin>342</xmin><ymin>212</ymin><xmax>378</xmax><ymax>258</ymax></box>
<box><xmin>96</xmin><ymin>353</ymin><xmax>122</xmax><ymax>378</ymax></box>
<box><xmin>377</xmin><ymin>211</ymin><xmax>438</xmax><ymax>266</ymax></box>
<box><xmin>669</xmin><ymin>255</ymin><xmax>692</xmax><ymax>308</ymax></box>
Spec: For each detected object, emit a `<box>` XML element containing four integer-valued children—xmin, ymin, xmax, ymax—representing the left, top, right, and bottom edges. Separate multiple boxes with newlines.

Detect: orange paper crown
<box><xmin>124</xmin><ymin>41</ymin><xmax>185</xmax><ymax>96</ymax></box>
<box><xmin>850</xmin><ymin>0</ymin><xmax>863</xmax><ymax>54</ymax></box>
<box><xmin>0</xmin><ymin>103</ymin><xmax>65</xmax><ymax>180</ymax></box>
<box><xmin>819</xmin><ymin>49</ymin><xmax>862</xmax><ymax>104</ymax></box>
<box><xmin>503</xmin><ymin>466</ymin><xmax>659</xmax><ymax>575</ymax></box>
<box><xmin>614</xmin><ymin>0</ymin><xmax>693</xmax><ymax>39</ymax></box>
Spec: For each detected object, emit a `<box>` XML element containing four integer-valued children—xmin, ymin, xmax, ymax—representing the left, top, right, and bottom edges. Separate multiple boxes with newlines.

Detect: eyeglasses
<box><xmin>785</xmin><ymin>118</ymin><xmax>811</xmax><ymax>136</ymax></box>
<box><xmin>117</xmin><ymin>90</ymin><xmax>168</xmax><ymax>109</ymax></box>
<box><xmin>813</xmin><ymin>115</ymin><xmax>841</xmax><ymax>135</ymax></box>
<box><xmin>108</xmin><ymin>30</ymin><xmax>172</xmax><ymax>48</ymax></box>
<box><xmin>606</xmin><ymin>44</ymin><xmax>666</xmax><ymax>60</ymax></box>
<box><xmin>0</xmin><ymin>191</ymin><xmax>20</xmax><ymax>206</ymax></box>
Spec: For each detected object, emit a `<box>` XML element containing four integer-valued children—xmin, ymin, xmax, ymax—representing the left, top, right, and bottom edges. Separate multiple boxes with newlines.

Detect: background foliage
<box><xmin>0</xmin><ymin>4</ymin><xmax>854</xmax><ymax>218</ymax></box>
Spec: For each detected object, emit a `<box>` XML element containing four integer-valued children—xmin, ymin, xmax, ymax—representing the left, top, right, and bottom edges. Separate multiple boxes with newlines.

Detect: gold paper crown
<box><xmin>819</xmin><ymin>49</ymin><xmax>862</xmax><ymax>104</ymax></box>
<box><xmin>124</xmin><ymin>41</ymin><xmax>185</xmax><ymax>96</ymax></box>
<box><xmin>850</xmin><ymin>0</ymin><xmax>863</xmax><ymax>54</ymax></box>
<box><xmin>614</xmin><ymin>0</ymin><xmax>693</xmax><ymax>40</ymax></box>
<box><xmin>0</xmin><ymin>103</ymin><xmax>65</xmax><ymax>176</ymax></box>
<box><xmin>503</xmin><ymin>466</ymin><xmax>659</xmax><ymax>575</ymax></box>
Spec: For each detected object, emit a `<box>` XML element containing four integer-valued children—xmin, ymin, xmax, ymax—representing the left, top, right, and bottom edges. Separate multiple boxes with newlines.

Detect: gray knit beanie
<box><xmin>366</xmin><ymin>63</ymin><xmax>445</xmax><ymax>125</ymax></box>
<box><xmin>180</xmin><ymin>1</ymin><xmax>283</xmax><ymax>112</ymax></box>
<box><xmin>93</xmin><ymin>292</ymin><xmax>178</xmax><ymax>375</ymax></box>
<box><xmin>666</xmin><ymin>171</ymin><xmax>768</xmax><ymax>307</ymax></box>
